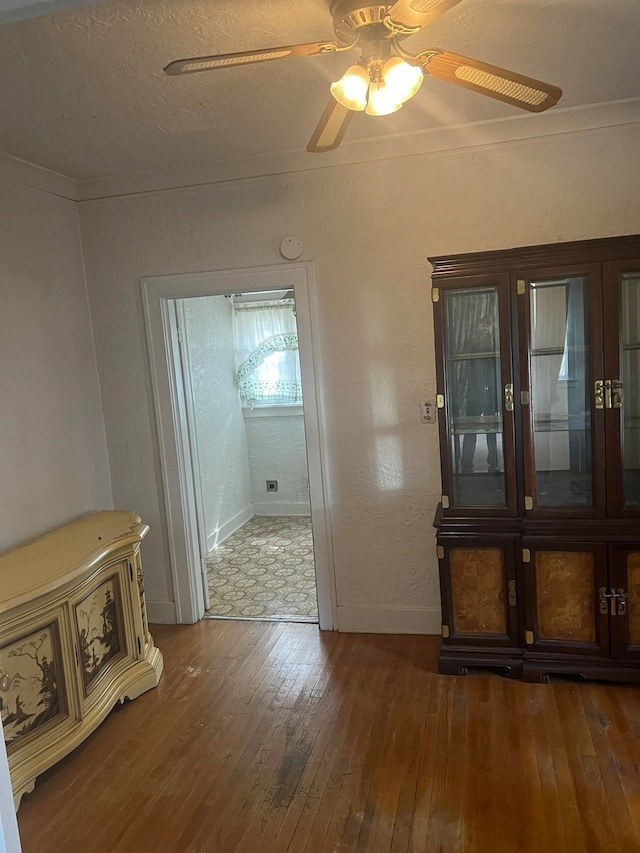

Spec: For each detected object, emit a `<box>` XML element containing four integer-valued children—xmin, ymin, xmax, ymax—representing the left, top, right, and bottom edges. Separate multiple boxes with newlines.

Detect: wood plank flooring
<box><xmin>16</xmin><ymin>621</ymin><xmax>640</xmax><ymax>852</ymax></box>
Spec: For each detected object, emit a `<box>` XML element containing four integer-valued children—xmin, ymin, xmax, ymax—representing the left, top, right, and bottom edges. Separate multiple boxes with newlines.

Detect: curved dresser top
<box><xmin>0</xmin><ymin>511</ymin><xmax>149</xmax><ymax>615</ymax></box>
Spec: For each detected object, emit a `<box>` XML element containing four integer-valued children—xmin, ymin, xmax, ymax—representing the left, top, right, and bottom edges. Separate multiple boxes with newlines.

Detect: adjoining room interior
<box><xmin>1</xmin><ymin>0</ymin><xmax>640</xmax><ymax>850</ymax></box>
<box><xmin>205</xmin><ymin>515</ymin><xmax>317</xmax><ymax>621</ymax></box>
<box><xmin>179</xmin><ymin>290</ymin><xmax>319</xmax><ymax>622</ymax></box>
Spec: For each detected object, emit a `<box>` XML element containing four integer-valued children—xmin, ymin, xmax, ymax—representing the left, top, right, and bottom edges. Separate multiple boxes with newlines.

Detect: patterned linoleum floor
<box><xmin>205</xmin><ymin>516</ymin><xmax>318</xmax><ymax>622</ymax></box>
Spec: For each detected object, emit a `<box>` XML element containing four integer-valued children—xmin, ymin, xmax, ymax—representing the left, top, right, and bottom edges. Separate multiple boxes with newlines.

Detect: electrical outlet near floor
<box><xmin>266</xmin><ymin>480</ymin><xmax>278</xmax><ymax>492</ymax></box>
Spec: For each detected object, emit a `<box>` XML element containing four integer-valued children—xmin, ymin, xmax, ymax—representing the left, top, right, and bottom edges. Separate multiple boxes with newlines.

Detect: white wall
<box><xmin>182</xmin><ymin>296</ymin><xmax>252</xmax><ymax>550</ymax></box>
<box><xmin>79</xmin><ymin>123</ymin><xmax>640</xmax><ymax>631</ymax></box>
<box><xmin>0</xmin><ymin>176</ymin><xmax>111</xmax><ymax>552</ymax></box>
<box><xmin>244</xmin><ymin>409</ymin><xmax>311</xmax><ymax>515</ymax></box>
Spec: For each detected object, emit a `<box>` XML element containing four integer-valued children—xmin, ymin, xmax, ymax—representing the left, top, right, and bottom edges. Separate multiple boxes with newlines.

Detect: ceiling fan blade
<box><xmin>164</xmin><ymin>41</ymin><xmax>344</xmax><ymax>76</ymax></box>
<box><xmin>384</xmin><ymin>0</ymin><xmax>465</xmax><ymax>34</ymax></box>
<box><xmin>307</xmin><ymin>97</ymin><xmax>354</xmax><ymax>153</ymax></box>
<box><xmin>416</xmin><ymin>49</ymin><xmax>562</xmax><ymax>112</ymax></box>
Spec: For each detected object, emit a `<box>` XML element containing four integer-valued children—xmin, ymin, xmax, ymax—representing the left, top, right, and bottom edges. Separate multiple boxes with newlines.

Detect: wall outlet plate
<box><xmin>420</xmin><ymin>400</ymin><xmax>437</xmax><ymax>424</ymax></box>
<box><xmin>266</xmin><ymin>480</ymin><xmax>278</xmax><ymax>492</ymax></box>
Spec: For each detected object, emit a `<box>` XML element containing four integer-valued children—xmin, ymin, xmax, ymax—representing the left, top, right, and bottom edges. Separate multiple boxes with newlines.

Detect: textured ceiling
<box><xmin>0</xmin><ymin>0</ymin><xmax>638</xmax><ymax>180</ymax></box>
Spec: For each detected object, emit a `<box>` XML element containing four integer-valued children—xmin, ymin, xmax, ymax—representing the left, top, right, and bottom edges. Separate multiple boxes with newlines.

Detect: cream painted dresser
<box><xmin>0</xmin><ymin>511</ymin><xmax>163</xmax><ymax>807</ymax></box>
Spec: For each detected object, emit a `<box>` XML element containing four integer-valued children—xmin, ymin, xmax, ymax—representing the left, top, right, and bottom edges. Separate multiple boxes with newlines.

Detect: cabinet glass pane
<box><xmin>620</xmin><ymin>273</ymin><xmax>640</xmax><ymax>507</ymax></box>
<box><xmin>443</xmin><ymin>287</ymin><xmax>505</xmax><ymax>506</ymax></box>
<box><xmin>529</xmin><ymin>277</ymin><xmax>592</xmax><ymax>506</ymax></box>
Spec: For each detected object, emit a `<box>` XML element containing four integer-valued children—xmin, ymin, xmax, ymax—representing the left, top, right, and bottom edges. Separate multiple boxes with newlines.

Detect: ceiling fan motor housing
<box><xmin>330</xmin><ymin>0</ymin><xmax>395</xmax><ymax>41</ymax></box>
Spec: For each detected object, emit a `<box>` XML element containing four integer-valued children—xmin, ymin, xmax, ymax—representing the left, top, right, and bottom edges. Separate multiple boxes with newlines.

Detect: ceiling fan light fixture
<box><xmin>365</xmin><ymin>78</ymin><xmax>403</xmax><ymax>116</ymax></box>
<box><xmin>164</xmin><ymin>0</ymin><xmax>563</xmax><ymax>154</ymax></box>
<box><xmin>330</xmin><ymin>63</ymin><xmax>370</xmax><ymax>111</ymax></box>
<box><xmin>382</xmin><ymin>56</ymin><xmax>424</xmax><ymax>104</ymax></box>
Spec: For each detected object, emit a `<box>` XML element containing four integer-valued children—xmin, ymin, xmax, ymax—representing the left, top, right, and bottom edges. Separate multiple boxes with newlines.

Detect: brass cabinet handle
<box><xmin>594</xmin><ymin>380</ymin><xmax>604</xmax><ymax>410</ymax></box>
<box><xmin>599</xmin><ymin>586</ymin><xmax>614</xmax><ymax>615</ymax></box>
<box><xmin>599</xmin><ymin>587</ymin><xmax>628</xmax><ymax>616</ymax></box>
<box><xmin>504</xmin><ymin>383</ymin><xmax>514</xmax><ymax>412</ymax></box>
<box><xmin>611</xmin><ymin>379</ymin><xmax>623</xmax><ymax>409</ymax></box>
<box><xmin>596</xmin><ymin>379</ymin><xmax>623</xmax><ymax>410</ymax></box>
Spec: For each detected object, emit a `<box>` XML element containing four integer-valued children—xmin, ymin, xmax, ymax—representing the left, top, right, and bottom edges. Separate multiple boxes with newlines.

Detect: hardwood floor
<box><xmin>16</xmin><ymin>621</ymin><xmax>640</xmax><ymax>852</ymax></box>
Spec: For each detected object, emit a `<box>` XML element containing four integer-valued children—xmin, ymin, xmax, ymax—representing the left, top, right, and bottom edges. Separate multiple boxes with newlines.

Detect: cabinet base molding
<box><xmin>0</xmin><ymin>511</ymin><xmax>163</xmax><ymax>809</ymax></box>
<box><xmin>439</xmin><ymin>647</ymin><xmax>524</xmax><ymax>678</ymax></box>
<box><xmin>438</xmin><ymin>646</ymin><xmax>640</xmax><ymax>685</ymax></box>
<box><xmin>521</xmin><ymin>656</ymin><xmax>640</xmax><ymax>685</ymax></box>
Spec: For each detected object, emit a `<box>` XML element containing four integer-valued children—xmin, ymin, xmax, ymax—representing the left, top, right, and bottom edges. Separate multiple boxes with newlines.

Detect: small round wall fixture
<box><xmin>279</xmin><ymin>236</ymin><xmax>303</xmax><ymax>260</ymax></box>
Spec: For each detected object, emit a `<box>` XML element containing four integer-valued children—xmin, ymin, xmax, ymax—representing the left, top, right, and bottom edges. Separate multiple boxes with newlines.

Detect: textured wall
<box><xmin>0</xmin><ymin>177</ymin><xmax>111</xmax><ymax>552</ymax></box>
<box><xmin>182</xmin><ymin>296</ymin><xmax>252</xmax><ymax>547</ymax></box>
<box><xmin>244</xmin><ymin>411</ymin><xmax>311</xmax><ymax>513</ymax></box>
<box><xmin>79</xmin><ymin>123</ymin><xmax>640</xmax><ymax>627</ymax></box>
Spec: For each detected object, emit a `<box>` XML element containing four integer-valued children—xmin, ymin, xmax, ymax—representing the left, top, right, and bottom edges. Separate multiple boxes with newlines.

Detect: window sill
<box><xmin>242</xmin><ymin>404</ymin><xmax>304</xmax><ymax>419</ymax></box>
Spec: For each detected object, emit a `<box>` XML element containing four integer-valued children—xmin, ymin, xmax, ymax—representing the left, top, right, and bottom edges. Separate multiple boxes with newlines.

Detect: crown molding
<box><xmin>0</xmin><ymin>150</ymin><xmax>78</xmax><ymax>200</ymax></box>
<box><xmin>77</xmin><ymin>98</ymin><xmax>640</xmax><ymax>203</ymax></box>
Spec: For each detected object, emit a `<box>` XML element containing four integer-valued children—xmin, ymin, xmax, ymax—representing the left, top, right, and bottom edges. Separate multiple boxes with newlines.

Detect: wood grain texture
<box><xmin>626</xmin><ymin>552</ymin><xmax>640</xmax><ymax>645</ymax></box>
<box><xmin>449</xmin><ymin>547</ymin><xmax>507</xmax><ymax>635</ymax></box>
<box><xmin>535</xmin><ymin>551</ymin><xmax>595</xmax><ymax>642</ymax></box>
<box><xmin>16</xmin><ymin>620</ymin><xmax>640</xmax><ymax>852</ymax></box>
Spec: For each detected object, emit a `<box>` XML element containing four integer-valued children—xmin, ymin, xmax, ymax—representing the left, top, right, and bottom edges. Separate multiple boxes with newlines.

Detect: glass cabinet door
<box><xmin>604</xmin><ymin>262</ymin><xmax>640</xmax><ymax>515</ymax></box>
<box><xmin>518</xmin><ymin>268</ymin><xmax>605</xmax><ymax>516</ymax></box>
<box><xmin>436</xmin><ymin>277</ymin><xmax>516</xmax><ymax>513</ymax></box>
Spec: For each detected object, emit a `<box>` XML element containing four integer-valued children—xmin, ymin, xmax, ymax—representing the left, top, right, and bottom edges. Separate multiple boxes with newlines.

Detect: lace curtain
<box><xmin>234</xmin><ymin>300</ymin><xmax>302</xmax><ymax>405</ymax></box>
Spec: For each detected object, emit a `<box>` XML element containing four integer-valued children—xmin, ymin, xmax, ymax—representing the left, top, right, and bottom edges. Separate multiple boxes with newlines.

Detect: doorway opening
<box><xmin>178</xmin><ymin>289</ymin><xmax>318</xmax><ymax>622</ymax></box>
<box><xmin>141</xmin><ymin>263</ymin><xmax>335</xmax><ymax>629</ymax></box>
<box><xmin>205</xmin><ymin>516</ymin><xmax>317</xmax><ymax>621</ymax></box>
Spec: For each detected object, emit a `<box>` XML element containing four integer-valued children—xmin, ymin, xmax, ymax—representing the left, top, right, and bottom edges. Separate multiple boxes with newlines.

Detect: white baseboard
<box><xmin>147</xmin><ymin>600</ymin><xmax>440</xmax><ymax>632</ymax></box>
<box><xmin>147</xmin><ymin>600</ymin><xmax>177</xmax><ymax>624</ymax></box>
<box><xmin>336</xmin><ymin>605</ymin><xmax>441</xmax><ymax>635</ymax></box>
<box><xmin>252</xmin><ymin>501</ymin><xmax>311</xmax><ymax>516</ymax></box>
<box><xmin>206</xmin><ymin>505</ymin><xmax>254</xmax><ymax>552</ymax></box>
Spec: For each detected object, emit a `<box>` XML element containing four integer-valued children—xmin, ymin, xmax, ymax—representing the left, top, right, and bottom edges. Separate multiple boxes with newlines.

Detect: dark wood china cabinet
<box><xmin>431</xmin><ymin>235</ymin><xmax>640</xmax><ymax>682</ymax></box>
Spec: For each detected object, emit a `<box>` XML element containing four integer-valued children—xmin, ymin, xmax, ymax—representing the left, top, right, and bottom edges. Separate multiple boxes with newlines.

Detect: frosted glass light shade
<box><xmin>365</xmin><ymin>79</ymin><xmax>403</xmax><ymax>116</ymax></box>
<box><xmin>330</xmin><ymin>64</ymin><xmax>369</xmax><ymax>111</ymax></box>
<box><xmin>382</xmin><ymin>57</ymin><xmax>424</xmax><ymax>104</ymax></box>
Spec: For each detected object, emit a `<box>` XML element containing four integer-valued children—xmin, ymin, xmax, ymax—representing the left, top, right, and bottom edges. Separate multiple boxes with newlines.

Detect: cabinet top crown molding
<box><xmin>429</xmin><ymin>233</ymin><xmax>640</xmax><ymax>278</ymax></box>
<box><xmin>0</xmin><ymin>510</ymin><xmax>148</xmax><ymax>615</ymax></box>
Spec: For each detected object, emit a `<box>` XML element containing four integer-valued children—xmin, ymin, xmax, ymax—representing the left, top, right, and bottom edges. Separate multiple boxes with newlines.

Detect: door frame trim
<box><xmin>141</xmin><ymin>263</ymin><xmax>336</xmax><ymax>628</ymax></box>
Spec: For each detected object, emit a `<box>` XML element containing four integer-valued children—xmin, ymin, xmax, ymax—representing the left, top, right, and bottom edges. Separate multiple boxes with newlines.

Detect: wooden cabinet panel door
<box><xmin>523</xmin><ymin>541</ymin><xmax>609</xmax><ymax>656</ymax></box>
<box><xmin>440</xmin><ymin>540</ymin><xmax>519</xmax><ymax>647</ymax></box>
<box><xmin>609</xmin><ymin>545</ymin><xmax>640</xmax><ymax>660</ymax></box>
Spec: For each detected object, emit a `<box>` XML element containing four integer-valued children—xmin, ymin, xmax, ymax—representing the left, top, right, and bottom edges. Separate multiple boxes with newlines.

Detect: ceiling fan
<box><xmin>164</xmin><ymin>0</ymin><xmax>562</xmax><ymax>154</ymax></box>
